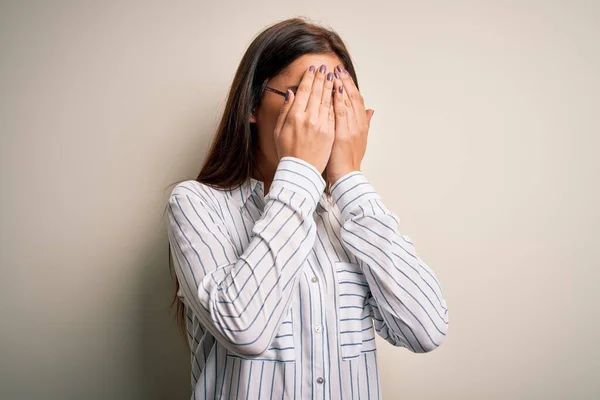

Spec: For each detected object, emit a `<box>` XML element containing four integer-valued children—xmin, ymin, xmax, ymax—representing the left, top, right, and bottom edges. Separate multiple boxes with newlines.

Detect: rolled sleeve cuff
<box><xmin>269</xmin><ymin>157</ymin><xmax>326</xmax><ymax>210</ymax></box>
<box><xmin>331</xmin><ymin>171</ymin><xmax>381</xmax><ymax>220</ymax></box>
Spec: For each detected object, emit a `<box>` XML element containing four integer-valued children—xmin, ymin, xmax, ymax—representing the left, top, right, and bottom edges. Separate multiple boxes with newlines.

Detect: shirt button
<box><xmin>316</xmin><ymin>377</ymin><xmax>324</xmax><ymax>384</ymax></box>
<box><xmin>314</xmin><ymin>325</ymin><xmax>321</xmax><ymax>333</ymax></box>
<box><xmin>311</xmin><ymin>276</ymin><xmax>318</xmax><ymax>283</ymax></box>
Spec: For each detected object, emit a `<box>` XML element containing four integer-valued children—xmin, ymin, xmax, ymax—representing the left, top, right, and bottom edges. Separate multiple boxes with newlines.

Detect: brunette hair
<box><xmin>164</xmin><ymin>16</ymin><xmax>360</xmax><ymax>342</ymax></box>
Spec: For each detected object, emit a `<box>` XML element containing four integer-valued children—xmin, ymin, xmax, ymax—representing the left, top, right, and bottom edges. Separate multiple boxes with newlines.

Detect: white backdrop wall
<box><xmin>1</xmin><ymin>1</ymin><xmax>598</xmax><ymax>398</ymax></box>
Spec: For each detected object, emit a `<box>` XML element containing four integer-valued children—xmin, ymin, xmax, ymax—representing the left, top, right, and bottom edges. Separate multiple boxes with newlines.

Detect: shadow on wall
<box><xmin>140</xmin><ymin>225</ymin><xmax>191</xmax><ymax>399</ymax></box>
<box><xmin>139</xmin><ymin>86</ymin><xmax>224</xmax><ymax>399</ymax></box>
<box><xmin>132</xmin><ymin>79</ymin><xmax>228</xmax><ymax>398</ymax></box>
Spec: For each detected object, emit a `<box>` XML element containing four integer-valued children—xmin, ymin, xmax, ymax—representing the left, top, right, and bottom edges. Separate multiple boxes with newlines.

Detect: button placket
<box><xmin>306</xmin><ymin>265</ymin><xmax>326</xmax><ymax>398</ymax></box>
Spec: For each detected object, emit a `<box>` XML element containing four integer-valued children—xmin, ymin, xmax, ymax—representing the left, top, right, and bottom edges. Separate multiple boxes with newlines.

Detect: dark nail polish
<box><xmin>309</xmin><ymin>65</ymin><xmax>315</xmax><ymax>73</ymax></box>
<box><xmin>327</xmin><ymin>72</ymin><xmax>333</xmax><ymax>81</ymax></box>
<box><xmin>336</xmin><ymin>65</ymin><xmax>343</xmax><ymax>73</ymax></box>
<box><xmin>285</xmin><ymin>90</ymin><xmax>290</xmax><ymax>101</ymax></box>
<box><xmin>319</xmin><ymin>64</ymin><xmax>326</xmax><ymax>74</ymax></box>
<box><xmin>334</xmin><ymin>71</ymin><xmax>340</xmax><ymax>79</ymax></box>
<box><xmin>339</xmin><ymin>86</ymin><xmax>343</xmax><ymax>94</ymax></box>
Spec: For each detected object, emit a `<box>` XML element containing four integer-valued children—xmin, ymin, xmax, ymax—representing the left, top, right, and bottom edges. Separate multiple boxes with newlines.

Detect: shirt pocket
<box><xmin>335</xmin><ymin>260</ymin><xmax>371</xmax><ymax>360</ymax></box>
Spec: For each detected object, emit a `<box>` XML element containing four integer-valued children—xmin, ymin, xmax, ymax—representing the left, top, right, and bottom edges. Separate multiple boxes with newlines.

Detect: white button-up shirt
<box><xmin>167</xmin><ymin>156</ymin><xmax>449</xmax><ymax>399</ymax></box>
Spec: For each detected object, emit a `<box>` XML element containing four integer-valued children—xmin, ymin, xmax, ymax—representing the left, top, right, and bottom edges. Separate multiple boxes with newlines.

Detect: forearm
<box><xmin>331</xmin><ymin>170</ymin><xmax>449</xmax><ymax>352</ymax></box>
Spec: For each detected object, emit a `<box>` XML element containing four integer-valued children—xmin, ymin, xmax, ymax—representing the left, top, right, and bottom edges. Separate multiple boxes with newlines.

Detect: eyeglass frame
<box><xmin>264</xmin><ymin>86</ymin><xmax>290</xmax><ymax>97</ymax></box>
<box><xmin>264</xmin><ymin>86</ymin><xmax>337</xmax><ymax>98</ymax></box>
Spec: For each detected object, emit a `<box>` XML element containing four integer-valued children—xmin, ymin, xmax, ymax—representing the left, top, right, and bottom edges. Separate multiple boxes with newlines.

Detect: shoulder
<box><xmin>169</xmin><ymin>180</ymin><xmax>227</xmax><ymax>216</ymax></box>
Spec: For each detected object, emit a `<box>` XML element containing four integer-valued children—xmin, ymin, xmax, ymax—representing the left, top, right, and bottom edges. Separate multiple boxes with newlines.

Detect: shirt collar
<box><xmin>226</xmin><ymin>177</ymin><xmax>329</xmax><ymax>213</ymax></box>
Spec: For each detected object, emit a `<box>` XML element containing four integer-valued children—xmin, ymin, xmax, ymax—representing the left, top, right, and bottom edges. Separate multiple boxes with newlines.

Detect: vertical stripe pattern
<box><xmin>166</xmin><ymin>156</ymin><xmax>449</xmax><ymax>399</ymax></box>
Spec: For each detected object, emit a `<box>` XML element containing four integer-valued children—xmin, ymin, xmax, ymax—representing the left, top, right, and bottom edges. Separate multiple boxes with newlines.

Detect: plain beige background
<box><xmin>1</xmin><ymin>0</ymin><xmax>598</xmax><ymax>399</ymax></box>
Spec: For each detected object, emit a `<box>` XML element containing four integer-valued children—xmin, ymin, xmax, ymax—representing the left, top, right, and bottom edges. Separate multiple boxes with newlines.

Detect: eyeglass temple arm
<box><xmin>264</xmin><ymin>87</ymin><xmax>287</xmax><ymax>97</ymax></box>
<box><xmin>265</xmin><ymin>86</ymin><xmax>336</xmax><ymax>98</ymax></box>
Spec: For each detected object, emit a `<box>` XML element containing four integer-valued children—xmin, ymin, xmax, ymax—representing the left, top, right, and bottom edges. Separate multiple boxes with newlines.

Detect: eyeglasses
<box><xmin>264</xmin><ymin>86</ymin><xmax>291</xmax><ymax>97</ymax></box>
<box><xmin>264</xmin><ymin>86</ymin><xmax>336</xmax><ymax>98</ymax></box>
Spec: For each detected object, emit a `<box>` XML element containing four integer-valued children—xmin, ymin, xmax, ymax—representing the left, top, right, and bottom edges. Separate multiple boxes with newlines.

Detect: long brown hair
<box><xmin>163</xmin><ymin>16</ymin><xmax>360</xmax><ymax>342</ymax></box>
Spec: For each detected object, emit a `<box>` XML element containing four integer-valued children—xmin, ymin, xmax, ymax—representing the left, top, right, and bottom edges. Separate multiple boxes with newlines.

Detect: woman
<box><xmin>166</xmin><ymin>17</ymin><xmax>449</xmax><ymax>399</ymax></box>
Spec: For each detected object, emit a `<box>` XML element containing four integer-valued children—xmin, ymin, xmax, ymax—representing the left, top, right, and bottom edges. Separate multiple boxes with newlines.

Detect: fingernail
<box><xmin>334</xmin><ymin>71</ymin><xmax>340</xmax><ymax>79</ymax></box>
<box><xmin>327</xmin><ymin>72</ymin><xmax>333</xmax><ymax>81</ymax></box>
<box><xmin>284</xmin><ymin>90</ymin><xmax>290</xmax><ymax>101</ymax></box>
<box><xmin>339</xmin><ymin>86</ymin><xmax>343</xmax><ymax>94</ymax></box>
<box><xmin>309</xmin><ymin>65</ymin><xmax>315</xmax><ymax>73</ymax></box>
<box><xmin>319</xmin><ymin>64</ymin><xmax>326</xmax><ymax>74</ymax></box>
<box><xmin>336</xmin><ymin>65</ymin><xmax>343</xmax><ymax>73</ymax></box>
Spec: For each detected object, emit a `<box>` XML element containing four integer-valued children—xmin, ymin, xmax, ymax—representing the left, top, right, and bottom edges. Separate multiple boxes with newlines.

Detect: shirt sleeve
<box><xmin>330</xmin><ymin>170</ymin><xmax>449</xmax><ymax>353</ymax></box>
<box><xmin>167</xmin><ymin>157</ymin><xmax>326</xmax><ymax>358</ymax></box>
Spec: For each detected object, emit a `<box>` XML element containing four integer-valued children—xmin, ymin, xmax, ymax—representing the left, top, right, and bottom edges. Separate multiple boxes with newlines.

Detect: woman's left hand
<box><xmin>325</xmin><ymin>65</ymin><xmax>375</xmax><ymax>186</ymax></box>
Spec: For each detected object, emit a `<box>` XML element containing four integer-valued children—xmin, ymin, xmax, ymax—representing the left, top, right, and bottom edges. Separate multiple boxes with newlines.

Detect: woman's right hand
<box><xmin>273</xmin><ymin>65</ymin><xmax>336</xmax><ymax>174</ymax></box>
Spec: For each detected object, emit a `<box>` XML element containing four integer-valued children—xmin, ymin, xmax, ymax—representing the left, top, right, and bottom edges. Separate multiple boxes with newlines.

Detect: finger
<box><xmin>338</xmin><ymin>74</ymin><xmax>358</xmax><ymax>128</ymax></box>
<box><xmin>366</xmin><ymin>109</ymin><xmax>375</xmax><ymax>126</ymax></box>
<box><xmin>336</xmin><ymin>65</ymin><xmax>366</xmax><ymax>127</ymax></box>
<box><xmin>332</xmin><ymin>77</ymin><xmax>349</xmax><ymax>136</ymax></box>
<box><xmin>273</xmin><ymin>89</ymin><xmax>294</xmax><ymax>138</ymax></box>
<box><xmin>289</xmin><ymin>65</ymin><xmax>316</xmax><ymax>114</ymax></box>
<box><xmin>319</xmin><ymin>71</ymin><xmax>335</xmax><ymax>125</ymax></box>
<box><xmin>328</xmin><ymin>102</ymin><xmax>335</xmax><ymax>138</ymax></box>
<box><xmin>340</xmin><ymin>74</ymin><xmax>360</xmax><ymax>132</ymax></box>
<box><xmin>306</xmin><ymin>64</ymin><xmax>328</xmax><ymax>115</ymax></box>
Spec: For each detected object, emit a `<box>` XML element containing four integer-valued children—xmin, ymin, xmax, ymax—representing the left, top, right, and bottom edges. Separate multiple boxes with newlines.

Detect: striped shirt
<box><xmin>166</xmin><ymin>156</ymin><xmax>449</xmax><ymax>399</ymax></box>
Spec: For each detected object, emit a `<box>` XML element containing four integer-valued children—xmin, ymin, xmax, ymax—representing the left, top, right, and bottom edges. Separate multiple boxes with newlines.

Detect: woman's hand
<box><xmin>274</xmin><ymin>65</ymin><xmax>336</xmax><ymax>174</ymax></box>
<box><xmin>326</xmin><ymin>65</ymin><xmax>375</xmax><ymax>185</ymax></box>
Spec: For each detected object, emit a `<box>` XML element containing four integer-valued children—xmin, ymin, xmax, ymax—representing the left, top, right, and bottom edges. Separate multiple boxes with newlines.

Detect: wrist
<box><xmin>328</xmin><ymin>167</ymin><xmax>360</xmax><ymax>186</ymax></box>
